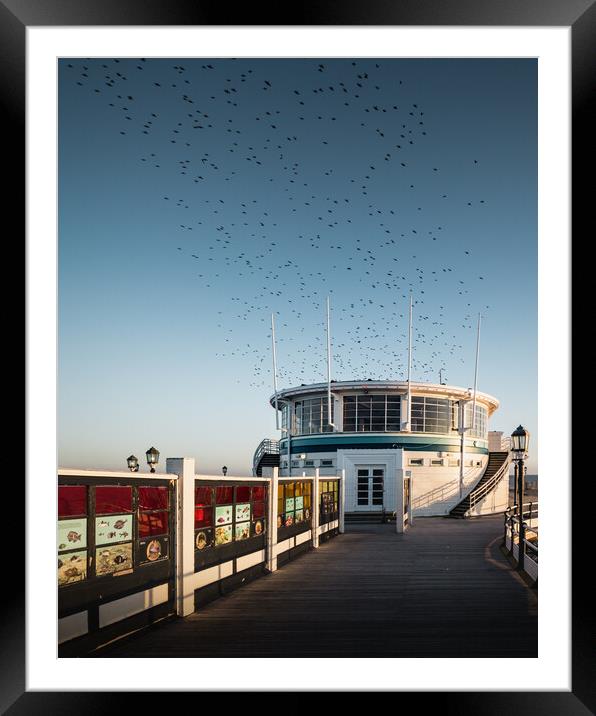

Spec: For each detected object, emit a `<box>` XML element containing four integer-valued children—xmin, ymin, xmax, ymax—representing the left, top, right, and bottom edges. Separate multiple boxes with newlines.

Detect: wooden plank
<box><xmin>93</xmin><ymin>516</ymin><xmax>537</xmax><ymax>658</ymax></box>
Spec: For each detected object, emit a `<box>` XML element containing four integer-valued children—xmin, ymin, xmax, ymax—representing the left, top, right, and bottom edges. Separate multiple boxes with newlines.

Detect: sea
<box><xmin>509</xmin><ymin>473</ymin><xmax>538</xmax><ymax>489</ymax></box>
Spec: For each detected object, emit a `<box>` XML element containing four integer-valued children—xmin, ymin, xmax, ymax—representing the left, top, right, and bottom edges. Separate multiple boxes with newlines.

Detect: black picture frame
<box><xmin>14</xmin><ymin>0</ymin><xmax>584</xmax><ymax>708</ymax></box>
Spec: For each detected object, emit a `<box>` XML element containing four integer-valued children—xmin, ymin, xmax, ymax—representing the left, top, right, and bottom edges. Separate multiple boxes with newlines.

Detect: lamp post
<box><xmin>511</xmin><ymin>425</ymin><xmax>530</xmax><ymax>572</ymax></box>
<box><xmin>126</xmin><ymin>455</ymin><xmax>139</xmax><ymax>472</ymax></box>
<box><xmin>222</xmin><ymin>465</ymin><xmax>228</xmax><ymax>477</ymax></box>
<box><xmin>146</xmin><ymin>446</ymin><xmax>160</xmax><ymax>473</ymax></box>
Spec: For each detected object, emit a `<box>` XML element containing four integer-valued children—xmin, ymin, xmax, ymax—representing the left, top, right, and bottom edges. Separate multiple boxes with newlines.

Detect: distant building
<box><xmin>254</xmin><ymin>380</ymin><xmax>511</xmax><ymax>518</ymax></box>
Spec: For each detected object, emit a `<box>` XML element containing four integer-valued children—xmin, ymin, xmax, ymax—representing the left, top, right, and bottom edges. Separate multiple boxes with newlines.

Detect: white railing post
<box><xmin>166</xmin><ymin>457</ymin><xmax>195</xmax><ymax>618</ymax></box>
<box><xmin>339</xmin><ymin>468</ymin><xmax>346</xmax><ymax>534</ymax></box>
<box><xmin>313</xmin><ymin>467</ymin><xmax>320</xmax><ymax>548</ymax></box>
<box><xmin>267</xmin><ymin>466</ymin><xmax>279</xmax><ymax>573</ymax></box>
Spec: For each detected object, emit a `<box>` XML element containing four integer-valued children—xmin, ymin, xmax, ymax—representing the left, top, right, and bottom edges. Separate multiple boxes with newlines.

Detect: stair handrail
<box><xmin>468</xmin><ymin>453</ymin><xmax>511</xmax><ymax>512</ymax></box>
<box><xmin>412</xmin><ymin>464</ymin><xmax>483</xmax><ymax>510</ymax></box>
<box><xmin>252</xmin><ymin>438</ymin><xmax>280</xmax><ymax>474</ymax></box>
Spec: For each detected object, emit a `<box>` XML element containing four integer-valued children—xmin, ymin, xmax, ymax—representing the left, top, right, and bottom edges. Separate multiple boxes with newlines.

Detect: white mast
<box><xmin>271</xmin><ymin>313</ymin><xmax>280</xmax><ymax>431</ymax></box>
<box><xmin>406</xmin><ymin>294</ymin><xmax>413</xmax><ymax>430</ymax></box>
<box><xmin>326</xmin><ymin>296</ymin><xmax>336</xmax><ymax>429</ymax></box>
<box><xmin>471</xmin><ymin>312</ymin><xmax>481</xmax><ymax>433</ymax></box>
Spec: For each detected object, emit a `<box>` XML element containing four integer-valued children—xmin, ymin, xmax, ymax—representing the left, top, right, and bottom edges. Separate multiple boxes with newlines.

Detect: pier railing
<box><xmin>503</xmin><ymin>503</ymin><xmax>538</xmax><ymax>584</ymax></box>
<box><xmin>468</xmin><ymin>454</ymin><xmax>510</xmax><ymax>512</ymax></box>
<box><xmin>58</xmin><ymin>462</ymin><xmax>343</xmax><ymax>655</ymax></box>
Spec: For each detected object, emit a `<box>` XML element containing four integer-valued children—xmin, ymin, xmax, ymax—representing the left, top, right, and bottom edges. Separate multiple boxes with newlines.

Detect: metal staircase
<box><xmin>448</xmin><ymin>451</ymin><xmax>511</xmax><ymax>518</ymax></box>
<box><xmin>253</xmin><ymin>438</ymin><xmax>280</xmax><ymax>476</ymax></box>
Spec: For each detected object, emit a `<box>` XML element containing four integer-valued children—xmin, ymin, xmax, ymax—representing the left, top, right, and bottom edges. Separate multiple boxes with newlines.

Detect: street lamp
<box><xmin>222</xmin><ymin>465</ymin><xmax>228</xmax><ymax>476</ymax></box>
<box><xmin>510</xmin><ymin>425</ymin><xmax>530</xmax><ymax>572</ymax></box>
<box><xmin>126</xmin><ymin>455</ymin><xmax>139</xmax><ymax>472</ymax></box>
<box><xmin>146</xmin><ymin>446</ymin><xmax>160</xmax><ymax>473</ymax></box>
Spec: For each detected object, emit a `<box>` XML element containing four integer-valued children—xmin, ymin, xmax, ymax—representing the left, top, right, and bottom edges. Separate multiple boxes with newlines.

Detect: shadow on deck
<box><xmin>93</xmin><ymin>516</ymin><xmax>537</xmax><ymax>658</ymax></box>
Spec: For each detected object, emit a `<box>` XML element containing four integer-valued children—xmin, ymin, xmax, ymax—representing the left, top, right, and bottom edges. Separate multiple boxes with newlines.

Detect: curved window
<box><xmin>465</xmin><ymin>403</ymin><xmax>488</xmax><ymax>439</ymax></box>
<box><xmin>292</xmin><ymin>397</ymin><xmax>334</xmax><ymax>436</ymax></box>
<box><xmin>343</xmin><ymin>394</ymin><xmax>401</xmax><ymax>432</ymax></box>
<box><xmin>411</xmin><ymin>397</ymin><xmax>451</xmax><ymax>434</ymax></box>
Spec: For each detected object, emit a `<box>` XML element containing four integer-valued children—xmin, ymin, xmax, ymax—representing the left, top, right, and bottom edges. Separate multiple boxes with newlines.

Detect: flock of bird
<box><xmin>66</xmin><ymin>58</ymin><xmax>493</xmax><ymax>392</ymax></box>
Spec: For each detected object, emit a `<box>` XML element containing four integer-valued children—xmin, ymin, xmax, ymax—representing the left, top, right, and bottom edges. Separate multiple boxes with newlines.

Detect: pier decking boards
<box><xmin>93</xmin><ymin>516</ymin><xmax>537</xmax><ymax>658</ymax></box>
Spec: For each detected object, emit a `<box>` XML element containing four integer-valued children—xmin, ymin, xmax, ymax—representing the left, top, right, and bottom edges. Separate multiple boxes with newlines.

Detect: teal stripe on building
<box><xmin>280</xmin><ymin>434</ymin><xmax>488</xmax><ymax>455</ymax></box>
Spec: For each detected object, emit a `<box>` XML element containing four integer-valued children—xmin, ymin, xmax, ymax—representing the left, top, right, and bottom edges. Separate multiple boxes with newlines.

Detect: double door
<box><xmin>356</xmin><ymin>467</ymin><xmax>384</xmax><ymax>511</ymax></box>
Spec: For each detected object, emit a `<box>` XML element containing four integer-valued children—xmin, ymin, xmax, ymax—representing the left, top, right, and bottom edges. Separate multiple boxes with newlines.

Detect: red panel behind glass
<box><xmin>138</xmin><ymin>486</ymin><xmax>169</xmax><ymax>510</ymax></box>
<box><xmin>195</xmin><ymin>486</ymin><xmax>213</xmax><ymax>506</ymax></box>
<box><xmin>252</xmin><ymin>501</ymin><xmax>265</xmax><ymax>519</ymax></box>
<box><xmin>216</xmin><ymin>486</ymin><xmax>233</xmax><ymax>504</ymax></box>
<box><xmin>251</xmin><ymin>485</ymin><xmax>266</xmax><ymax>502</ymax></box>
<box><xmin>95</xmin><ymin>485</ymin><xmax>133</xmax><ymax>514</ymax></box>
<box><xmin>236</xmin><ymin>485</ymin><xmax>251</xmax><ymax>502</ymax></box>
<box><xmin>58</xmin><ymin>485</ymin><xmax>87</xmax><ymax>517</ymax></box>
<box><xmin>138</xmin><ymin>510</ymin><xmax>169</xmax><ymax>538</ymax></box>
<box><xmin>195</xmin><ymin>506</ymin><xmax>213</xmax><ymax>528</ymax></box>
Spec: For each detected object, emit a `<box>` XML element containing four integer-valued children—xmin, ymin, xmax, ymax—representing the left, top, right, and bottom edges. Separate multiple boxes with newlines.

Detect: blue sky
<box><xmin>58</xmin><ymin>58</ymin><xmax>537</xmax><ymax>474</ymax></box>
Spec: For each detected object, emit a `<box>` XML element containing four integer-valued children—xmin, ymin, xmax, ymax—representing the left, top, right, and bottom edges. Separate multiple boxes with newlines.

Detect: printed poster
<box><xmin>215</xmin><ymin>524</ymin><xmax>233</xmax><ymax>546</ymax></box>
<box><xmin>295</xmin><ymin>496</ymin><xmax>304</xmax><ymax>510</ymax></box>
<box><xmin>96</xmin><ymin>542</ymin><xmax>133</xmax><ymax>576</ymax></box>
<box><xmin>58</xmin><ymin>517</ymin><xmax>87</xmax><ymax>551</ymax></box>
<box><xmin>215</xmin><ymin>505</ymin><xmax>232</xmax><ymax>526</ymax></box>
<box><xmin>235</xmin><ymin>522</ymin><xmax>250</xmax><ymax>541</ymax></box>
<box><xmin>58</xmin><ymin>549</ymin><xmax>87</xmax><ymax>586</ymax></box>
<box><xmin>95</xmin><ymin>514</ymin><xmax>133</xmax><ymax>545</ymax></box>
<box><xmin>285</xmin><ymin>497</ymin><xmax>295</xmax><ymax>513</ymax></box>
<box><xmin>235</xmin><ymin>503</ymin><xmax>251</xmax><ymax>523</ymax></box>
<box><xmin>295</xmin><ymin>509</ymin><xmax>304</xmax><ymax>523</ymax></box>
<box><xmin>253</xmin><ymin>519</ymin><xmax>265</xmax><ymax>536</ymax></box>
<box><xmin>139</xmin><ymin>536</ymin><xmax>169</xmax><ymax>564</ymax></box>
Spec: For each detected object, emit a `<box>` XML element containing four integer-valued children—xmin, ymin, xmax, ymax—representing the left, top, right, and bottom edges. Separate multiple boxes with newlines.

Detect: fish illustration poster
<box><xmin>58</xmin><ymin>549</ymin><xmax>87</xmax><ymax>586</ymax></box>
<box><xmin>57</xmin><ymin>517</ymin><xmax>87</xmax><ymax>551</ymax></box>
<box><xmin>235</xmin><ymin>503</ymin><xmax>251</xmax><ymax>523</ymax></box>
<box><xmin>95</xmin><ymin>542</ymin><xmax>133</xmax><ymax>576</ymax></box>
<box><xmin>215</xmin><ymin>505</ymin><xmax>232</xmax><ymax>526</ymax></box>
<box><xmin>95</xmin><ymin>514</ymin><xmax>133</xmax><ymax>545</ymax></box>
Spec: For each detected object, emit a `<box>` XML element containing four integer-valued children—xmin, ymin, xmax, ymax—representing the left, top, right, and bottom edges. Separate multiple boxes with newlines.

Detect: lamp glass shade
<box><xmin>146</xmin><ymin>447</ymin><xmax>160</xmax><ymax>465</ymax></box>
<box><xmin>511</xmin><ymin>425</ymin><xmax>529</xmax><ymax>455</ymax></box>
<box><xmin>127</xmin><ymin>455</ymin><xmax>139</xmax><ymax>470</ymax></box>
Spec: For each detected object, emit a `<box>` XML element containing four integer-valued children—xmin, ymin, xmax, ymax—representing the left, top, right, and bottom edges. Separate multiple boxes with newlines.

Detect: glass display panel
<box><xmin>139</xmin><ymin>536</ymin><xmax>169</xmax><ymax>564</ymax></box>
<box><xmin>58</xmin><ymin>485</ymin><xmax>87</xmax><ymax>517</ymax></box>
<box><xmin>235</xmin><ymin>503</ymin><xmax>251</xmax><ymax>522</ymax></box>
<box><xmin>215</xmin><ymin>505</ymin><xmax>233</xmax><ymax>526</ymax></box>
<box><xmin>58</xmin><ymin>517</ymin><xmax>87</xmax><ymax>551</ymax></box>
<box><xmin>215</xmin><ymin>524</ymin><xmax>233</xmax><ymax>546</ymax></box>
<box><xmin>195</xmin><ymin>528</ymin><xmax>213</xmax><ymax>550</ymax></box>
<box><xmin>252</xmin><ymin>519</ymin><xmax>266</xmax><ymax>537</ymax></box>
<box><xmin>138</xmin><ymin>511</ymin><xmax>168</xmax><ymax>538</ymax></box>
<box><xmin>235</xmin><ymin>522</ymin><xmax>251</xmax><ymax>541</ymax></box>
<box><xmin>252</xmin><ymin>501</ymin><xmax>265</xmax><ymax>518</ymax></box>
<box><xmin>251</xmin><ymin>485</ymin><xmax>266</xmax><ymax>501</ymax></box>
<box><xmin>58</xmin><ymin>550</ymin><xmax>87</xmax><ymax>586</ymax></box>
<box><xmin>195</xmin><ymin>506</ymin><xmax>213</xmax><ymax>528</ymax></box>
<box><xmin>138</xmin><ymin>486</ymin><xmax>169</xmax><ymax>511</ymax></box>
<box><xmin>95</xmin><ymin>485</ymin><xmax>132</xmax><ymax>514</ymax></box>
<box><xmin>96</xmin><ymin>514</ymin><xmax>133</xmax><ymax>545</ymax></box>
<box><xmin>236</xmin><ymin>485</ymin><xmax>251</xmax><ymax>502</ymax></box>
<box><xmin>216</xmin><ymin>485</ymin><xmax>234</xmax><ymax>504</ymax></box>
<box><xmin>195</xmin><ymin>486</ymin><xmax>213</xmax><ymax>506</ymax></box>
<box><xmin>96</xmin><ymin>542</ymin><xmax>133</xmax><ymax>576</ymax></box>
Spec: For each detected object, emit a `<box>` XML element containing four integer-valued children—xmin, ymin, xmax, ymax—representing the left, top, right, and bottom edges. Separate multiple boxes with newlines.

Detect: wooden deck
<box><xmin>94</xmin><ymin>516</ymin><xmax>537</xmax><ymax>658</ymax></box>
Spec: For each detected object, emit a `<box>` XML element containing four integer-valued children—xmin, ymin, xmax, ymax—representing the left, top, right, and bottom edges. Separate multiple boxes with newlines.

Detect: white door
<box><xmin>356</xmin><ymin>466</ymin><xmax>385</xmax><ymax>511</ymax></box>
